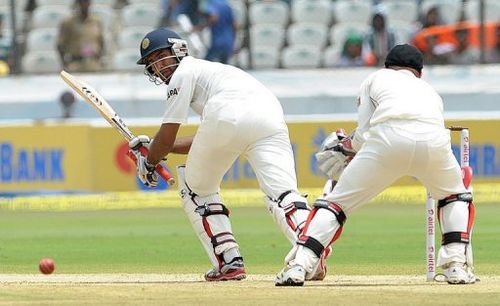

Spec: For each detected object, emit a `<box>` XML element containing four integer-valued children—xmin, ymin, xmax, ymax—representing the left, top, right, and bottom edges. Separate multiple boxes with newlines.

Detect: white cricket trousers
<box><xmin>327</xmin><ymin>123</ymin><xmax>467</xmax><ymax>212</ymax></box>
<box><xmin>184</xmin><ymin>96</ymin><xmax>299</xmax><ymax>199</ymax></box>
<box><xmin>315</xmin><ymin>123</ymin><xmax>472</xmax><ymax>267</ymax></box>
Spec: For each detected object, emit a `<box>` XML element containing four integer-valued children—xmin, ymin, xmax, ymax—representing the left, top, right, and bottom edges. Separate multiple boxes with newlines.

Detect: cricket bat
<box><xmin>60</xmin><ymin>70</ymin><xmax>175</xmax><ymax>186</ymax></box>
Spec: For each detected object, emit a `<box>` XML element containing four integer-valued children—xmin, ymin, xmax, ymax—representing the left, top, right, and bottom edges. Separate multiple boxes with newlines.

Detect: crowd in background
<box><xmin>0</xmin><ymin>0</ymin><xmax>498</xmax><ymax>76</ymax></box>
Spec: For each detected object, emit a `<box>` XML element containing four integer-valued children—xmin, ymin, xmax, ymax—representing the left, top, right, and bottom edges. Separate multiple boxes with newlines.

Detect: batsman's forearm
<box><xmin>147</xmin><ymin>140</ymin><xmax>172</xmax><ymax>165</ymax></box>
<box><xmin>172</xmin><ymin>136</ymin><xmax>194</xmax><ymax>154</ymax></box>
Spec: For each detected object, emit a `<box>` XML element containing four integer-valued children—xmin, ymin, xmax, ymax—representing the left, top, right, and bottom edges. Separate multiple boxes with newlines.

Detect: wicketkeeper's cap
<box><xmin>384</xmin><ymin>44</ymin><xmax>423</xmax><ymax>72</ymax></box>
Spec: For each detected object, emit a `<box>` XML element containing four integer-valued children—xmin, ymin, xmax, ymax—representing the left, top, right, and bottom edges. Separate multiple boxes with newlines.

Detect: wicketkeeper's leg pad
<box><xmin>436</xmin><ymin>192</ymin><xmax>475</xmax><ymax>268</ymax></box>
<box><xmin>177</xmin><ymin>166</ymin><xmax>240</xmax><ymax>269</ymax></box>
<box><xmin>265</xmin><ymin>190</ymin><xmax>311</xmax><ymax>244</ymax></box>
<box><xmin>290</xmin><ymin>199</ymin><xmax>347</xmax><ymax>274</ymax></box>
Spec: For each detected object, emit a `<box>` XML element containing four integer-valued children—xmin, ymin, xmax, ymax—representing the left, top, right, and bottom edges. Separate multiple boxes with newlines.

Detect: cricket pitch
<box><xmin>1</xmin><ymin>274</ymin><xmax>499</xmax><ymax>305</ymax></box>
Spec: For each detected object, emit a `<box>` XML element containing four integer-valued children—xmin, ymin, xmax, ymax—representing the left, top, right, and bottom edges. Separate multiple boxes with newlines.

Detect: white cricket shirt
<box><xmin>162</xmin><ymin>56</ymin><xmax>278</xmax><ymax>123</ymax></box>
<box><xmin>353</xmin><ymin>68</ymin><xmax>445</xmax><ymax>151</ymax></box>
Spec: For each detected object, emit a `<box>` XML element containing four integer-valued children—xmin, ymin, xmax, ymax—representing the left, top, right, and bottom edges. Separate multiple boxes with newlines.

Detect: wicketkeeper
<box><xmin>128</xmin><ymin>28</ymin><xmax>329</xmax><ymax>281</ymax></box>
<box><xmin>275</xmin><ymin>44</ymin><xmax>476</xmax><ymax>286</ymax></box>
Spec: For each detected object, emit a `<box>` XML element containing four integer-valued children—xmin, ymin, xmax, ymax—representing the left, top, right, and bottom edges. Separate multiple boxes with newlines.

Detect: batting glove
<box><xmin>128</xmin><ymin>135</ymin><xmax>151</xmax><ymax>152</ymax></box>
<box><xmin>134</xmin><ymin>153</ymin><xmax>159</xmax><ymax>188</ymax></box>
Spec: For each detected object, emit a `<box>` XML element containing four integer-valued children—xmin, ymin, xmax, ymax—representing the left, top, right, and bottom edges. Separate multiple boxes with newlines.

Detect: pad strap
<box><xmin>297</xmin><ymin>236</ymin><xmax>324</xmax><ymax>258</ymax></box>
<box><xmin>438</xmin><ymin>193</ymin><xmax>475</xmax><ymax>246</ymax></box>
<box><xmin>437</xmin><ymin>192</ymin><xmax>473</xmax><ymax>208</ymax></box>
<box><xmin>211</xmin><ymin>232</ymin><xmax>237</xmax><ymax>248</ymax></box>
<box><xmin>313</xmin><ymin>199</ymin><xmax>347</xmax><ymax>225</ymax></box>
<box><xmin>298</xmin><ymin>199</ymin><xmax>347</xmax><ymax>257</ymax></box>
<box><xmin>195</xmin><ymin>203</ymin><xmax>230</xmax><ymax>216</ymax></box>
<box><xmin>442</xmin><ymin>231</ymin><xmax>470</xmax><ymax>245</ymax></box>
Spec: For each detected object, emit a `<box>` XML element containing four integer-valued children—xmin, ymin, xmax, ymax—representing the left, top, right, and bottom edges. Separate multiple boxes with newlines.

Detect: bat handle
<box><xmin>127</xmin><ymin>147</ymin><xmax>176</xmax><ymax>186</ymax></box>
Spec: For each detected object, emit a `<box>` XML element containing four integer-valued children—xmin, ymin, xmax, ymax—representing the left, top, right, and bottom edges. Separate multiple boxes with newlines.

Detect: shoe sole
<box><xmin>205</xmin><ymin>270</ymin><xmax>247</xmax><ymax>282</ymax></box>
<box><xmin>275</xmin><ymin>278</ymin><xmax>304</xmax><ymax>287</ymax></box>
<box><xmin>447</xmin><ymin>279</ymin><xmax>476</xmax><ymax>285</ymax></box>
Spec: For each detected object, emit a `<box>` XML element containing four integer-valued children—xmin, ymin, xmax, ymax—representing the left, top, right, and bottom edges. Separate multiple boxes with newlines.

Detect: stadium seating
<box><xmin>127</xmin><ymin>0</ymin><xmax>161</xmax><ymax>6</ymax></box>
<box><xmin>228</xmin><ymin>0</ymin><xmax>247</xmax><ymax>27</ymax></box>
<box><xmin>14</xmin><ymin>0</ymin><xmax>499</xmax><ymax>73</ymax></box>
<box><xmin>291</xmin><ymin>0</ymin><xmax>332</xmax><ymax>25</ymax></box>
<box><xmin>322</xmin><ymin>45</ymin><xmax>341</xmax><ymax>67</ymax></box>
<box><xmin>287</xmin><ymin>23</ymin><xmax>328</xmax><ymax>48</ymax></box>
<box><xmin>251</xmin><ymin>46</ymin><xmax>280</xmax><ymax>69</ymax></box>
<box><xmin>281</xmin><ymin>46</ymin><xmax>321</xmax><ymax>68</ymax></box>
<box><xmin>0</xmin><ymin>6</ymin><xmax>25</xmax><ymax>31</ymax></box>
<box><xmin>26</xmin><ymin>27</ymin><xmax>58</xmax><ymax>53</ymax></box>
<box><xmin>121</xmin><ymin>3</ymin><xmax>161</xmax><ymax>28</ymax></box>
<box><xmin>32</xmin><ymin>5</ymin><xmax>70</xmax><ymax>29</ymax></box>
<box><xmin>465</xmin><ymin>0</ymin><xmax>500</xmax><ymax>23</ymax></box>
<box><xmin>22</xmin><ymin>50</ymin><xmax>60</xmax><ymax>73</ymax></box>
<box><xmin>249</xmin><ymin>1</ymin><xmax>289</xmax><ymax>26</ymax></box>
<box><xmin>90</xmin><ymin>5</ymin><xmax>117</xmax><ymax>33</ymax></box>
<box><xmin>333</xmin><ymin>0</ymin><xmax>372</xmax><ymax>25</ymax></box>
<box><xmin>36</xmin><ymin>0</ymin><xmax>73</xmax><ymax>6</ymax></box>
<box><xmin>250</xmin><ymin>24</ymin><xmax>285</xmax><ymax>50</ymax></box>
<box><xmin>383</xmin><ymin>0</ymin><xmax>419</xmax><ymax>23</ymax></box>
<box><xmin>389</xmin><ymin>20</ymin><xmax>417</xmax><ymax>45</ymax></box>
<box><xmin>118</xmin><ymin>26</ymin><xmax>151</xmax><ymax>50</ymax></box>
<box><xmin>112</xmin><ymin>48</ymin><xmax>142</xmax><ymax>71</ymax></box>
<box><xmin>0</xmin><ymin>0</ymin><xmax>28</xmax><ymax>10</ymax></box>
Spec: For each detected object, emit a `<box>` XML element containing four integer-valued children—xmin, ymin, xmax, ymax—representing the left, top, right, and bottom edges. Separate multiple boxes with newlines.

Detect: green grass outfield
<box><xmin>0</xmin><ymin>184</ymin><xmax>499</xmax><ymax>275</ymax></box>
<box><xmin>0</xmin><ymin>184</ymin><xmax>499</xmax><ymax>305</ymax></box>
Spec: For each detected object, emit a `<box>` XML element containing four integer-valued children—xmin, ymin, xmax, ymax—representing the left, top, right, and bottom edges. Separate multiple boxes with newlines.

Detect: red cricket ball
<box><xmin>39</xmin><ymin>258</ymin><xmax>55</xmax><ymax>275</ymax></box>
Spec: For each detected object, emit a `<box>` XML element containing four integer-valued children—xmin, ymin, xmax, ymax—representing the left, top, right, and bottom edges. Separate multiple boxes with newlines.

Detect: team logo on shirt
<box><xmin>168</xmin><ymin>87</ymin><xmax>179</xmax><ymax>99</ymax></box>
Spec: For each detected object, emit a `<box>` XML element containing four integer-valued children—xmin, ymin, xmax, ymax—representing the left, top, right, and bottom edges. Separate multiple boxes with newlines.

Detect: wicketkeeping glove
<box><xmin>315</xmin><ymin>129</ymin><xmax>356</xmax><ymax>180</ymax></box>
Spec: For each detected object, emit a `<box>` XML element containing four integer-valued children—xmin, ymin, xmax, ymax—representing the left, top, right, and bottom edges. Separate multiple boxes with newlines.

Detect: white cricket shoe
<box><xmin>275</xmin><ymin>264</ymin><xmax>306</xmax><ymax>286</ymax></box>
<box><xmin>444</xmin><ymin>262</ymin><xmax>476</xmax><ymax>284</ymax></box>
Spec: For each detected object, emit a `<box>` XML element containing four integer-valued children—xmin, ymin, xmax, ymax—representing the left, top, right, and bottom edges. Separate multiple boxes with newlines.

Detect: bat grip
<box><xmin>127</xmin><ymin>147</ymin><xmax>176</xmax><ymax>186</ymax></box>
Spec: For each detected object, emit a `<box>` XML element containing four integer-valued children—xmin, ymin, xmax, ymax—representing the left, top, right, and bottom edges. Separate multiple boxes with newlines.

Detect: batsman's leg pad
<box><xmin>292</xmin><ymin>199</ymin><xmax>346</xmax><ymax>274</ymax></box>
<box><xmin>266</xmin><ymin>190</ymin><xmax>311</xmax><ymax>244</ymax></box>
<box><xmin>177</xmin><ymin>166</ymin><xmax>240</xmax><ymax>269</ymax></box>
<box><xmin>436</xmin><ymin>192</ymin><xmax>475</xmax><ymax>268</ymax></box>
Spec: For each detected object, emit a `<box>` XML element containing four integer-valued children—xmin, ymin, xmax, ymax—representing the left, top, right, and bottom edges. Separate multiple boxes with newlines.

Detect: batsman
<box><xmin>127</xmin><ymin>28</ymin><xmax>330</xmax><ymax>281</ymax></box>
<box><xmin>276</xmin><ymin>44</ymin><xmax>476</xmax><ymax>286</ymax></box>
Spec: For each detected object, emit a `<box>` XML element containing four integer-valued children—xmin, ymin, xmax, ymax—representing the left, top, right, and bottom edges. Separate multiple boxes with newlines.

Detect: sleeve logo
<box><xmin>168</xmin><ymin>88</ymin><xmax>179</xmax><ymax>99</ymax></box>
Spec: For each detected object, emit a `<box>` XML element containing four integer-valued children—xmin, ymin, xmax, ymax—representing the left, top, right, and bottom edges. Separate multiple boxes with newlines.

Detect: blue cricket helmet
<box><xmin>137</xmin><ymin>28</ymin><xmax>189</xmax><ymax>65</ymax></box>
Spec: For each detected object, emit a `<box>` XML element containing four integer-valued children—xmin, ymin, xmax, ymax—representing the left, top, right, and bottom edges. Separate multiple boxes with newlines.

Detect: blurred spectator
<box><xmin>197</xmin><ymin>0</ymin><xmax>236</xmax><ymax>64</ymax></box>
<box><xmin>420</xmin><ymin>6</ymin><xmax>444</xmax><ymax>29</ymax></box>
<box><xmin>0</xmin><ymin>13</ymin><xmax>10</xmax><ymax>76</ymax></box>
<box><xmin>422</xmin><ymin>34</ymin><xmax>454</xmax><ymax>65</ymax></box>
<box><xmin>364</xmin><ymin>11</ymin><xmax>396</xmax><ymax>66</ymax></box>
<box><xmin>160</xmin><ymin>0</ymin><xmax>177</xmax><ymax>27</ymax></box>
<box><xmin>448</xmin><ymin>27</ymin><xmax>480</xmax><ymax>65</ymax></box>
<box><xmin>59</xmin><ymin>91</ymin><xmax>76</xmax><ymax>119</ymax></box>
<box><xmin>486</xmin><ymin>25</ymin><xmax>500</xmax><ymax>63</ymax></box>
<box><xmin>160</xmin><ymin>0</ymin><xmax>200</xmax><ymax>27</ymax></box>
<box><xmin>336</xmin><ymin>33</ymin><xmax>372</xmax><ymax>67</ymax></box>
<box><xmin>24</xmin><ymin>0</ymin><xmax>38</xmax><ymax>32</ymax></box>
<box><xmin>57</xmin><ymin>0</ymin><xmax>105</xmax><ymax>72</ymax></box>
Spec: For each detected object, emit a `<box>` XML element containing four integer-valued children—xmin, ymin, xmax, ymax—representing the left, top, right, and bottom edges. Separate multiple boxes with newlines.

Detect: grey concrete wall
<box><xmin>1</xmin><ymin>65</ymin><xmax>499</xmax><ymax>121</ymax></box>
